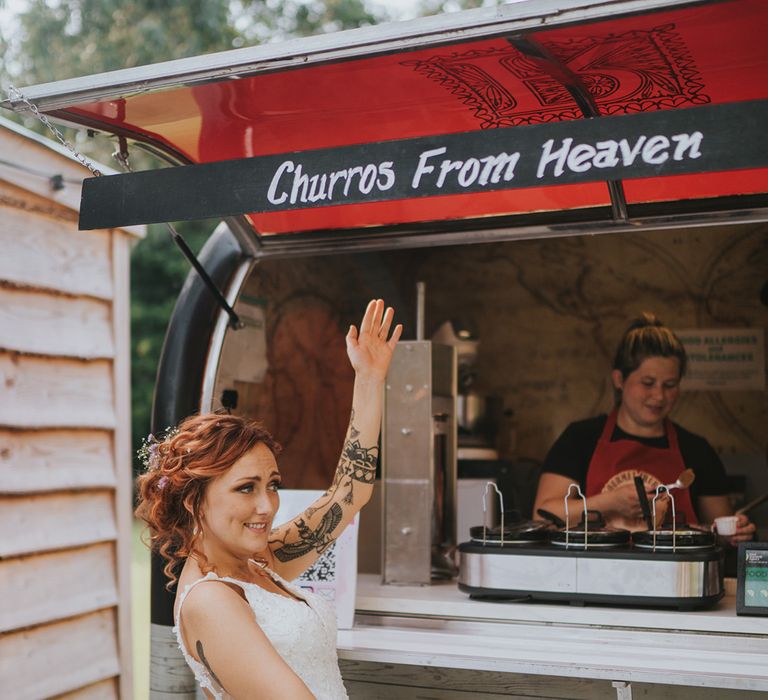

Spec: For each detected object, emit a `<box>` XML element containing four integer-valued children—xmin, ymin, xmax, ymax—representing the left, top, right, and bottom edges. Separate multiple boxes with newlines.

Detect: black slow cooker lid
<box><xmin>632</xmin><ymin>527</ymin><xmax>715</xmax><ymax>549</ymax></box>
<box><xmin>549</xmin><ymin>526</ymin><xmax>631</xmax><ymax>546</ymax></box>
<box><xmin>548</xmin><ymin>510</ymin><xmax>631</xmax><ymax>547</ymax></box>
<box><xmin>469</xmin><ymin>520</ymin><xmax>550</xmax><ymax>544</ymax></box>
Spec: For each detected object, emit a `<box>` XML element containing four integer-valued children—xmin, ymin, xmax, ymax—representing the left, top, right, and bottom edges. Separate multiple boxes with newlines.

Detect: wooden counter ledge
<box><xmin>337</xmin><ymin>575</ymin><xmax>768</xmax><ymax>699</ymax></box>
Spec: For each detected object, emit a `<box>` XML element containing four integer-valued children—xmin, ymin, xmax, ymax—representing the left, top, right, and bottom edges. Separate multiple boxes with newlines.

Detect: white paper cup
<box><xmin>714</xmin><ymin>515</ymin><xmax>739</xmax><ymax>536</ymax></box>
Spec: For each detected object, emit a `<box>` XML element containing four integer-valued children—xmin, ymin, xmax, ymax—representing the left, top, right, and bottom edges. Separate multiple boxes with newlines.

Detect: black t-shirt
<box><xmin>542</xmin><ymin>414</ymin><xmax>729</xmax><ymax>503</ymax></box>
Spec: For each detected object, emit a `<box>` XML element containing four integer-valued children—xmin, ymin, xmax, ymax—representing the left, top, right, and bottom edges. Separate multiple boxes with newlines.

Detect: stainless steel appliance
<box><xmin>458</xmin><ymin>484</ymin><xmax>725</xmax><ymax>610</ymax></box>
<box><xmin>432</xmin><ymin>319</ymin><xmax>500</xmax><ymax>454</ymax></box>
<box><xmin>382</xmin><ymin>340</ymin><xmax>457</xmax><ymax>585</ymax></box>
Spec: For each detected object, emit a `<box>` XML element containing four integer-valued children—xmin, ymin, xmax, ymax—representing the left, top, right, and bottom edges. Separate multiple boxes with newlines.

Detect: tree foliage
<box><xmin>0</xmin><ymin>0</ymin><xmax>495</xmax><ymax>477</ymax></box>
<box><xmin>14</xmin><ymin>0</ymin><xmax>238</xmax><ymax>83</ymax></box>
<box><xmin>129</xmin><ymin>220</ymin><xmax>213</xmax><ymax>469</ymax></box>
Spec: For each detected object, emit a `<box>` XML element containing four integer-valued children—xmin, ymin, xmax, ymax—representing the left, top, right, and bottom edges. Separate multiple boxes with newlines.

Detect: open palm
<box><xmin>346</xmin><ymin>299</ymin><xmax>402</xmax><ymax>380</ymax></box>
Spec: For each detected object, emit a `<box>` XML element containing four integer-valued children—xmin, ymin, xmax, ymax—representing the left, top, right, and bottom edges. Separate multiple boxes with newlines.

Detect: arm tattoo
<box><xmin>273</xmin><ymin>503</ymin><xmax>343</xmax><ymax>562</ymax></box>
<box><xmin>196</xmin><ymin>640</ymin><xmax>226</xmax><ymax>691</ymax></box>
<box><xmin>272</xmin><ymin>422</ymin><xmax>377</xmax><ymax>561</ymax></box>
<box><xmin>341</xmin><ymin>439</ymin><xmax>378</xmax><ymax>482</ymax></box>
<box><xmin>337</xmin><ymin>437</ymin><xmax>378</xmax><ymax>503</ymax></box>
<box><xmin>349</xmin><ymin>409</ymin><xmax>360</xmax><ymax>439</ymax></box>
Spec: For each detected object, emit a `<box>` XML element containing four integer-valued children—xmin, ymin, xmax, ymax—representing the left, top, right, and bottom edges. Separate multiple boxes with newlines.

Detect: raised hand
<box><xmin>270</xmin><ymin>300</ymin><xmax>402</xmax><ymax>581</ymax></box>
<box><xmin>345</xmin><ymin>299</ymin><xmax>402</xmax><ymax>381</ymax></box>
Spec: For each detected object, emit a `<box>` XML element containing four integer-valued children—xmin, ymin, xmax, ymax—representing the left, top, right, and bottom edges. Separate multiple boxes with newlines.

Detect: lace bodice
<box><xmin>174</xmin><ymin>568</ymin><xmax>349</xmax><ymax>699</ymax></box>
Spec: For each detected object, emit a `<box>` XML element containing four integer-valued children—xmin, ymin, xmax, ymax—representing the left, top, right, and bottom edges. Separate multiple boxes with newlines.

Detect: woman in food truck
<box><xmin>135</xmin><ymin>299</ymin><xmax>402</xmax><ymax>700</ymax></box>
<box><xmin>533</xmin><ymin>313</ymin><xmax>755</xmax><ymax>541</ymax></box>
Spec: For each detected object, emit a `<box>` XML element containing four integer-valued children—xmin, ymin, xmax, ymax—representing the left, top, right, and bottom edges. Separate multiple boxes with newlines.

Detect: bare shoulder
<box><xmin>176</xmin><ymin>577</ymin><xmax>315</xmax><ymax>698</ymax></box>
<box><xmin>180</xmin><ymin>578</ymin><xmax>249</xmax><ymax>629</ymax></box>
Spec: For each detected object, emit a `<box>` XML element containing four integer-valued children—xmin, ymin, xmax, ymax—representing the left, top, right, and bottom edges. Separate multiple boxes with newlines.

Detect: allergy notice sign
<box><xmin>677</xmin><ymin>328</ymin><xmax>766</xmax><ymax>391</ymax></box>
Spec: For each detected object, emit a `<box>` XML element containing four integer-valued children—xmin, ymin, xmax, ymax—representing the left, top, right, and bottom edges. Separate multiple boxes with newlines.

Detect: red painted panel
<box><xmin>60</xmin><ymin>0</ymin><xmax>768</xmax><ymax>233</ymax></box>
<box><xmin>249</xmin><ymin>181</ymin><xmax>611</xmax><ymax>235</ymax></box>
<box><xmin>624</xmin><ymin>168</ymin><xmax>768</xmax><ymax>206</ymax></box>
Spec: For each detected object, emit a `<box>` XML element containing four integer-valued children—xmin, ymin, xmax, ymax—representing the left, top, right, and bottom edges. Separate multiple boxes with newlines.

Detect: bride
<box><xmin>135</xmin><ymin>299</ymin><xmax>402</xmax><ymax>699</ymax></box>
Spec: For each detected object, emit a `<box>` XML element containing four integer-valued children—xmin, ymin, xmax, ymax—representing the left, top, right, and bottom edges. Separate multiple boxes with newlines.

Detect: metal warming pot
<box><xmin>458</xmin><ymin>483</ymin><xmax>725</xmax><ymax>610</ymax></box>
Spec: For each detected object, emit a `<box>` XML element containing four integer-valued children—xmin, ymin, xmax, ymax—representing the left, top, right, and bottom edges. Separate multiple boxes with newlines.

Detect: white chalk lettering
<box><xmin>414</xmin><ymin>149</ymin><xmax>520</xmax><ymax>189</ymax></box>
<box><xmin>618</xmin><ymin>136</ymin><xmax>646</xmax><ymax>166</ymax></box>
<box><xmin>479</xmin><ymin>153</ymin><xmax>519</xmax><ymax>184</ymax></box>
<box><xmin>377</xmin><ymin>162</ymin><xmax>395</xmax><ymax>190</ymax></box>
<box><xmin>537</xmin><ymin>131</ymin><xmax>702</xmax><ymax>178</ymax></box>
<box><xmin>436</xmin><ymin>159</ymin><xmax>462</xmax><ymax>188</ymax></box>
<box><xmin>537</xmin><ymin>138</ymin><xmax>573</xmax><ymax>178</ymax></box>
<box><xmin>642</xmin><ymin>135</ymin><xmax>670</xmax><ymax>165</ymax></box>
<box><xmin>458</xmin><ymin>158</ymin><xmax>481</xmax><ymax>187</ymax></box>
<box><xmin>267</xmin><ymin>125</ymin><xmax>706</xmax><ymax>208</ymax></box>
<box><xmin>567</xmin><ymin>144</ymin><xmax>596</xmax><ymax>173</ymax></box>
<box><xmin>291</xmin><ymin>164</ymin><xmax>309</xmax><ymax>204</ymax></box>
<box><xmin>360</xmin><ymin>164</ymin><xmax>378</xmax><ymax>194</ymax></box>
<box><xmin>344</xmin><ymin>166</ymin><xmax>363</xmax><ymax>196</ymax></box>
<box><xmin>307</xmin><ymin>174</ymin><xmax>327</xmax><ymax>202</ymax></box>
<box><xmin>412</xmin><ymin>147</ymin><xmax>447</xmax><ymax>188</ymax></box>
<box><xmin>267</xmin><ymin>160</ymin><xmax>293</xmax><ymax>205</ymax></box>
<box><xmin>671</xmin><ymin>131</ymin><xmax>703</xmax><ymax>160</ymax></box>
<box><xmin>593</xmin><ymin>141</ymin><xmax>620</xmax><ymax>169</ymax></box>
<box><xmin>268</xmin><ymin>159</ymin><xmax>399</xmax><ymax>206</ymax></box>
<box><xmin>328</xmin><ymin>170</ymin><xmax>347</xmax><ymax>199</ymax></box>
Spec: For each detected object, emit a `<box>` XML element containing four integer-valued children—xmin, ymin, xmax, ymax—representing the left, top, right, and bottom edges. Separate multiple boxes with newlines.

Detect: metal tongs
<box><xmin>564</xmin><ymin>483</ymin><xmax>589</xmax><ymax>549</ymax></box>
<box><xmin>481</xmin><ymin>481</ymin><xmax>505</xmax><ymax>546</ymax></box>
<box><xmin>651</xmin><ymin>485</ymin><xmax>677</xmax><ymax>552</ymax></box>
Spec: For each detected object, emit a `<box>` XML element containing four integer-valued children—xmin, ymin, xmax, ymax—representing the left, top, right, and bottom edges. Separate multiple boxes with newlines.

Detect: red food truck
<box><xmin>5</xmin><ymin>0</ymin><xmax>768</xmax><ymax>697</ymax></box>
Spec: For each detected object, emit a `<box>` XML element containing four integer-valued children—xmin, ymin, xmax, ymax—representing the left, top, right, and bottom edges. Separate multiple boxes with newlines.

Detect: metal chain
<box><xmin>112</xmin><ymin>136</ymin><xmax>131</xmax><ymax>172</ymax></box>
<box><xmin>6</xmin><ymin>83</ymin><xmax>102</xmax><ymax>176</ymax></box>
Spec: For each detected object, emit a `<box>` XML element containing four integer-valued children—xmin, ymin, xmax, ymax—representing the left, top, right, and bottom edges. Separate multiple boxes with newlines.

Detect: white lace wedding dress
<box><xmin>174</xmin><ymin>568</ymin><xmax>349</xmax><ymax>699</ymax></box>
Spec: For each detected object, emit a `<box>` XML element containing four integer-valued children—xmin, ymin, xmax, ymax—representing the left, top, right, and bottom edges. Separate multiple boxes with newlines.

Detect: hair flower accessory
<box><xmin>137</xmin><ymin>426</ymin><xmax>180</xmax><ymax>472</ymax></box>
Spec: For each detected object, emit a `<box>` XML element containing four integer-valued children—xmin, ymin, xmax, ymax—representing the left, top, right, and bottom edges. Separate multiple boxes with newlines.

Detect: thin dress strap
<box><xmin>174</xmin><ymin>572</ymin><xmax>241</xmax><ymax>700</ymax></box>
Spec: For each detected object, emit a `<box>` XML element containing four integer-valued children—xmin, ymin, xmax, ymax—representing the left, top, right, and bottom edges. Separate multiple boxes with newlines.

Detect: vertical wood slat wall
<box><xmin>0</xmin><ymin>121</ymin><xmax>142</xmax><ymax>699</ymax></box>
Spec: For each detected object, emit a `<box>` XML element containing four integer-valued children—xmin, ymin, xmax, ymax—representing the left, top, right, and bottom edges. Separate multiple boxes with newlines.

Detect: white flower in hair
<box><xmin>137</xmin><ymin>426</ymin><xmax>180</xmax><ymax>472</ymax></box>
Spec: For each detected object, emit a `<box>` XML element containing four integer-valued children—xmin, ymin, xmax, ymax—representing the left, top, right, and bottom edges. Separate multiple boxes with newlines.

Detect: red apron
<box><xmin>585</xmin><ymin>410</ymin><xmax>698</xmax><ymax>525</ymax></box>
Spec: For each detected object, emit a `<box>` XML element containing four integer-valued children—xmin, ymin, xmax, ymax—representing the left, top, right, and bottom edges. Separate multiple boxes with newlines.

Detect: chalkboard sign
<box><xmin>79</xmin><ymin>98</ymin><xmax>768</xmax><ymax>230</ymax></box>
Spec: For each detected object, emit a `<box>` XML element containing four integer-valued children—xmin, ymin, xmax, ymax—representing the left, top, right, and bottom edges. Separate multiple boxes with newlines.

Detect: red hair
<box><xmin>134</xmin><ymin>413</ymin><xmax>281</xmax><ymax>589</ymax></box>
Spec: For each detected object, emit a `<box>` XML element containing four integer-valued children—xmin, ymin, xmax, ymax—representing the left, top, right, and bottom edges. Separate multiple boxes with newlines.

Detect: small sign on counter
<box><xmin>676</xmin><ymin>328</ymin><xmax>765</xmax><ymax>391</ymax></box>
<box><xmin>736</xmin><ymin>542</ymin><xmax>768</xmax><ymax>616</ymax></box>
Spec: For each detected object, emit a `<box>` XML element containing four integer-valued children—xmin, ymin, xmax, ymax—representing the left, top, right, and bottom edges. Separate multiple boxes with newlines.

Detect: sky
<box><xmin>0</xmin><ymin>0</ymin><xmax>518</xmax><ymax>85</ymax></box>
<box><xmin>0</xmin><ymin>0</ymin><xmax>518</xmax><ymax>33</ymax></box>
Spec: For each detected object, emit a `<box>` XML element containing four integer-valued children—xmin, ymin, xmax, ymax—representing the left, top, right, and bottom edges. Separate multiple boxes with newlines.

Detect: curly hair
<box><xmin>134</xmin><ymin>413</ymin><xmax>281</xmax><ymax>590</ymax></box>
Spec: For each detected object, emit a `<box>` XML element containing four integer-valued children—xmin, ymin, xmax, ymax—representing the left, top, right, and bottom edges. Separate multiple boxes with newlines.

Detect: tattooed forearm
<box><xmin>335</xmin><ymin>435</ymin><xmax>378</xmax><ymax>503</ymax></box>
<box><xmin>196</xmin><ymin>640</ymin><xmax>226</xmax><ymax>691</ymax></box>
<box><xmin>273</xmin><ymin>503</ymin><xmax>343</xmax><ymax>562</ymax></box>
<box><xmin>349</xmin><ymin>409</ymin><xmax>360</xmax><ymax>439</ymax></box>
<box><xmin>341</xmin><ymin>439</ymin><xmax>378</xmax><ymax>482</ymax></box>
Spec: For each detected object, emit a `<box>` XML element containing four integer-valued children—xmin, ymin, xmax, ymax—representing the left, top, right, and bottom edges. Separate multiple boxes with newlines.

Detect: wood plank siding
<box><xmin>0</xmin><ymin>491</ymin><xmax>118</xmax><ymax>557</ymax></box>
<box><xmin>0</xmin><ymin>193</ymin><xmax>114</xmax><ymax>300</ymax></box>
<box><xmin>0</xmin><ymin>429</ymin><xmax>116</xmax><ymax>493</ymax></box>
<box><xmin>0</xmin><ymin>610</ymin><xmax>120</xmax><ymax>699</ymax></box>
<box><xmin>52</xmin><ymin>679</ymin><xmax>120</xmax><ymax>700</ymax></box>
<box><xmin>0</xmin><ymin>120</ymin><xmax>142</xmax><ymax>698</ymax></box>
<box><xmin>0</xmin><ymin>353</ymin><xmax>116</xmax><ymax>428</ymax></box>
<box><xmin>0</xmin><ymin>286</ymin><xmax>115</xmax><ymax>359</ymax></box>
<box><xmin>0</xmin><ymin>543</ymin><xmax>118</xmax><ymax>632</ymax></box>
